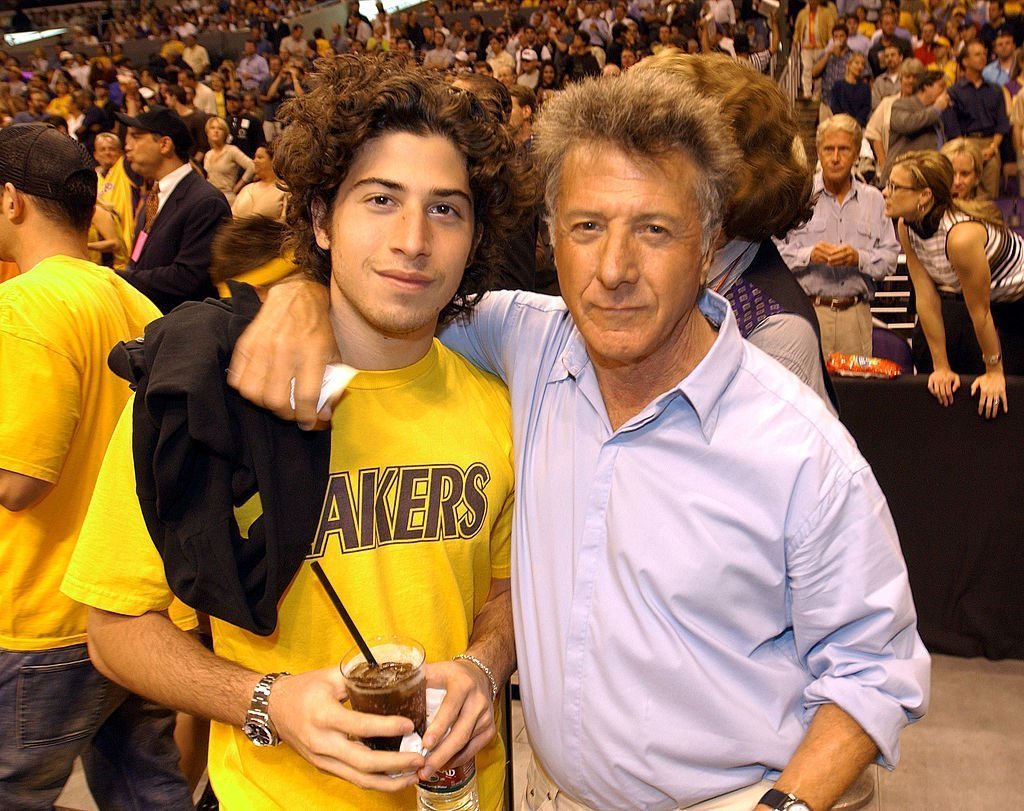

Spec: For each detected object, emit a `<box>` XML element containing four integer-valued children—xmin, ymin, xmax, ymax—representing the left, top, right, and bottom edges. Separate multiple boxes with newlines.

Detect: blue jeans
<box><xmin>0</xmin><ymin>643</ymin><xmax>193</xmax><ymax>810</ymax></box>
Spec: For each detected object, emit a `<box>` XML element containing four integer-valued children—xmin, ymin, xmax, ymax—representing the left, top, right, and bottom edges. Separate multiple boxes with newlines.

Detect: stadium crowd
<box><xmin>0</xmin><ymin>0</ymin><xmax>1021</xmax><ymax>808</ymax></box>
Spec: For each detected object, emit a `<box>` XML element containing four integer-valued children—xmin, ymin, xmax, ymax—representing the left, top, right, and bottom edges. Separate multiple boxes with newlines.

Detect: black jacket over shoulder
<box><xmin>108</xmin><ymin>283</ymin><xmax>330</xmax><ymax>636</ymax></box>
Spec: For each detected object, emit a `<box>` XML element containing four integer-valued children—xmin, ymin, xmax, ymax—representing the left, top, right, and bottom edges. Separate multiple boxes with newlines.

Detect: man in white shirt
<box><xmin>181</xmin><ymin>34</ymin><xmax>210</xmax><ymax>77</ymax></box>
<box><xmin>517</xmin><ymin>49</ymin><xmax>541</xmax><ymax>88</ymax></box>
<box><xmin>181</xmin><ymin>69</ymin><xmax>217</xmax><ymax>115</ymax></box>
<box><xmin>708</xmin><ymin>0</ymin><xmax>736</xmax><ymax>27</ymax></box>
<box><xmin>279</xmin><ymin>24</ymin><xmax>307</xmax><ymax>63</ymax></box>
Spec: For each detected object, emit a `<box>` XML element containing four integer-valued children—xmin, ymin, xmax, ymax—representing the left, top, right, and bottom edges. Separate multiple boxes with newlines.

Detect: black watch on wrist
<box><xmin>759</xmin><ymin>788</ymin><xmax>813</xmax><ymax>811</ymax></box>
<box><xmin>242</xmin><ymin>671</ymin><xmax>289</xmax><ymax>747</ymax></box>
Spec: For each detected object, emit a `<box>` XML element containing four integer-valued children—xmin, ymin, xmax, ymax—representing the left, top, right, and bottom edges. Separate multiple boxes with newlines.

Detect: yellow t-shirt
<box><xmin>63</xmin><ymin>340</ymin><xmax>514</xmax><ymax>810</ymax></box>
<box><xmin>160</xmin><ymin>39</ymin><xmax>187</xmax><ymax>61</ymax></box>
<box><xmin>97</xmin><ymin>158</ymin><xmax>140</xmax><ymax>270</ymax></box>
<box><xmin>0</xmin><ymin>256</ymin><xmax>160</xmax><ymax>650</ymax></box>
<box><xmin>45</xmin><ymin>94</ymin><xmax>72</xmax><ymax>119</ymax></box>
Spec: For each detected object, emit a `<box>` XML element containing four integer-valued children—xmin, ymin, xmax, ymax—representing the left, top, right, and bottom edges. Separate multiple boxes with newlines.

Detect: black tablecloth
<box><xmin>834</xmin><ymin>375</ymin><xmax>1024</xmax><ymax>660</ymax></box>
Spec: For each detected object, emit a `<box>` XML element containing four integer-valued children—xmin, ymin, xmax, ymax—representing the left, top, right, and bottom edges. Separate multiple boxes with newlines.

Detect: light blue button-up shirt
<box><xmin>774</xmin><ymin>175</ymin><xmax>900</xmax><ymax>298</ymax></box>
<box><xmin>982</xmin><ymin>58</ymin><xmax>1011</xmax><ymax>87</ymax></box>
<box><xmin>441</xmin><ymin>290</ymin><xmax>929</xmax><ymax>810</ymax></box>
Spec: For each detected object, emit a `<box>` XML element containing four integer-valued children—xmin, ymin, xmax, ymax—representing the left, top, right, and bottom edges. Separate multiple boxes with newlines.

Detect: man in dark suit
<box><xmin>225</xmin><ymin>91</ymin><xmax>264</xmax><ymax>158</ymax></box>
<box><xmin>117</xmin><ymin>106</ymin><xmax>231</xmax><ymax>312</ymax></box>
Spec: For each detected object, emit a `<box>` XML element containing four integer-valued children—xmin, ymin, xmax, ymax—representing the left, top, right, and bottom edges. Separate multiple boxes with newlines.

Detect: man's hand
<box><xmin>826</xmin><ymin>244</ymin><xmax>859</xmax><ymax>267</ymax></box>
<box><xmin>418</xmin><ymin>659</ymin><xmax>497</xmax><ymax>781</ymax></box>
<box><xmin>227</xmin><ymin>276</ymin><xmax>337</xmax><ymax>429</ymax></box>
<box><xmin>268</xmin><ymin>667</ymin><xmax>424</xmax><ymax>791</ymax></box>
<box><xmin>970</xmin><ymin>368</ymin><xmax>1008</xmax><ymax>418</ymax></box>
<box><xmin>928</xmin><ymin>367</ymin><xmax>961</xmax><ymax>406</ymax></box>
<box><xmin>810</xmin><ymin>241</ymin><xmax>837</xmax><ymax>264</ymax></box>
<box><xmin>982</xmin><ymin>143</ymin><xmax>998</xmax><ymax>162</ymax></box>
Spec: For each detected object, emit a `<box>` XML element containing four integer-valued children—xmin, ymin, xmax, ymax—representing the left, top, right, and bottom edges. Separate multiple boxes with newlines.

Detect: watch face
<box><xmin>788</xmin><ymin>804</ymin><xmax>812</xmax><ymax>811</ymax></box>
<box><xmin>243</xmin><ymin>720</ymin><xmax>274</xmax><ymax>747</ymax></box>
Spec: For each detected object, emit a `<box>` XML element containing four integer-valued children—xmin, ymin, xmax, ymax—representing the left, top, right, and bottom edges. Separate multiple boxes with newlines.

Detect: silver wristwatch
<box><xmin>242</xmin><ymin>672</ymin><xmax>289</xmax><ymax>747</ymax></box>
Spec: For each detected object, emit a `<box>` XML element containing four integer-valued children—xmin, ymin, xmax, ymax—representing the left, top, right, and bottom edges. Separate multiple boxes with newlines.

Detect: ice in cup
<box><xmin>340</xmin><ymin>635</ymin><xmax>427</xmax><ymax>751</ymax></box>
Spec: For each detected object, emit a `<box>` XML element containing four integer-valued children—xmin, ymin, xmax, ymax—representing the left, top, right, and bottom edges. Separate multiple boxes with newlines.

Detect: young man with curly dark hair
<box><xmin>63</xmin><ymin>55</ymin><xmax>534</xmax><ymax>810</ymax></box>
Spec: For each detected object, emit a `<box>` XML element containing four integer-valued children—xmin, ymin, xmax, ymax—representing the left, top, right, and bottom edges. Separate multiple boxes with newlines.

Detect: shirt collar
<box><xmin>156</xmin><ymin>161</ymin><xmax>192</xmax><ymax>209</ymax></box>
<box><xmin>813</xmin><ymin>171</ymin><xmax>862</xmax><ymax>202</ymax></box>
<box><xmin>707</xmin><ymin>238</ymin><xmax>759</xmax><ymax>293</ymax></box>
<box><xmin>675</xmin><ymin>290</ymin><xmax>742</xmax><ymax>441</ymax></box>
<box><xmin>549</xmin><ymin>290</ymin><xmax>743</xmax><ymax>442</ymax></box>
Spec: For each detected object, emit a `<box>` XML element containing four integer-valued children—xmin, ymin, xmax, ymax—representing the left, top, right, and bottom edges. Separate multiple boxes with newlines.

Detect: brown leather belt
<box><xmin>811</xmin><ymin>294</ymin><xmax>864</xmax><ymax>311</ymax></box>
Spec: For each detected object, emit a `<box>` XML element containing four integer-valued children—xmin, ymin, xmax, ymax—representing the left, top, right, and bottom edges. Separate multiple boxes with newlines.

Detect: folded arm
<box><xmin>757</xmin><ymin>704</ymin><xmax>878</xmax><ymax>811</ymax></box>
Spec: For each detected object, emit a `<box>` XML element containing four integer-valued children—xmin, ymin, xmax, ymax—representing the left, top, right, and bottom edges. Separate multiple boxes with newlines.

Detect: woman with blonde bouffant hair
<box><xmin>885</xmin><ymin>150</ymin><xmax>1024</xmax><ymax>418</ymax></box>
<box><xmin>634</xmin><ymin>51</ymin><xmax>838</xmax><ymax>412</ymax></box>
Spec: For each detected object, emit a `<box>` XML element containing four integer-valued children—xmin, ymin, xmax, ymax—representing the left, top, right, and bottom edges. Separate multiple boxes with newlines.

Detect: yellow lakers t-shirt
<box><xmin>63</xmin><ymin>339</ymin><xmax>514</xmax><ymax>810</ymax></box>
<box><xmin>0</xmin><ymin>256</ymin><xmax>161</xmax><ymax>650</ymax></box>
<box><xmin>97</xmin><ymin>157</ymin><xmax>140</xmax><ymax>269</ymax></box>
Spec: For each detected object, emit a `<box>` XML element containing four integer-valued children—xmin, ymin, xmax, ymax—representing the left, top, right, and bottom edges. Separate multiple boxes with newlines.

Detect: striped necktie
<box><xmin>144</xmin><ymin>181</ymin><xmax>161</xmax><ymax>232</ymax></box>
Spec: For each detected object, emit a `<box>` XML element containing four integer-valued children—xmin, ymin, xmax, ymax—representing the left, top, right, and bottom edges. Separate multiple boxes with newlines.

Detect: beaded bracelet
<box><xmin>453</xmin><ymin>653</ymin><xmax>499</xmax><ymax>701</ymax></box>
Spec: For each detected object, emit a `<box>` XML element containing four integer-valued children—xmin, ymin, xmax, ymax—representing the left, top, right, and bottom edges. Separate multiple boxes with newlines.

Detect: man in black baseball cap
<box><xmin>0</xmin><ymin>122</ymin><xmax>97</xmax><ymax>214</ymax></box>
<box><xmin>115</xmin><ymin>104</ymin><xmax>194</xmax><ymax>163</ymax></box>
<box><xmin>0</xmin><ymin>123</ymin><xmax>194</xmax><ymax>809</ymax></box>
<box><xmin>114</xmin><ymin>104</ymin><xmax>231</xmax><ymax>312</ymax></box>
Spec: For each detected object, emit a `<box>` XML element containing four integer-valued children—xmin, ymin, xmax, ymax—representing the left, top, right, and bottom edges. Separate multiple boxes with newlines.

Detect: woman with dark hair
<box><xmin>231</xmin><ymin>141</ymin><xmax>287</xmax><ymax>220</ymax></box>
<box><xmin>535</xmin><ymin>61</ymin><xmax>561</xmax><ymax>105</ymax></box>
<box><xmin>637</xmin><ymin>51</ymin><xmax>838</xmax><ymax>411</ymax></box>
<box><xmin>886</xmin><ymin>150</ymin><xmax>1024</xmax><ymax>417</ymax></box>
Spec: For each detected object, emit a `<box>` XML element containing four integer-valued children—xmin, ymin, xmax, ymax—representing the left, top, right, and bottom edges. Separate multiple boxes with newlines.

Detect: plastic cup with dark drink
<box><xmin>341</xmin><ymin>635</ymin><xmax>427</xmax><ymax>751</ymax></box>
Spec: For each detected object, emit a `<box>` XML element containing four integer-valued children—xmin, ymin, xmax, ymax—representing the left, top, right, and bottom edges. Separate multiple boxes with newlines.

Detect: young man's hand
<box><xmin>268</xmin><ymin>667</ymin><xmax>425</xmax><ymax>791</ymax></box>
<box><xmin>418</xmin><ymin>659</ymin><xmax>497</xmax><ymax>780</ymax></box>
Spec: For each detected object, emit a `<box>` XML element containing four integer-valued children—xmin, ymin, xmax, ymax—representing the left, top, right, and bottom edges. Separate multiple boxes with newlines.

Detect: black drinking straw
<box><xmin>310</xmin><ymin>561</ymin><xmax>379</xmax><ymax>668</ymax></box>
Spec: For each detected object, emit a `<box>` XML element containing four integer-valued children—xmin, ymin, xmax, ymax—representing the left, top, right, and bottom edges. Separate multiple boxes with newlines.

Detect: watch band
<box><xmin>759</xmin><ymin>788</ymin><xmax>811</xmax><ymax>810</ymax></box>
<box><xmin>243</xmin><ymin>671</ymin><xmax>289</xmax><ymax>747</ymax></box>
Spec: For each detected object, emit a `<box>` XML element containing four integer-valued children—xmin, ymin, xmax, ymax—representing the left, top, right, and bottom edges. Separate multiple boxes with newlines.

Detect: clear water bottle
<box><xmin>417</xmin><ymin>760</ymin><xmax>480</xmax><ymax>811</ymax></box>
